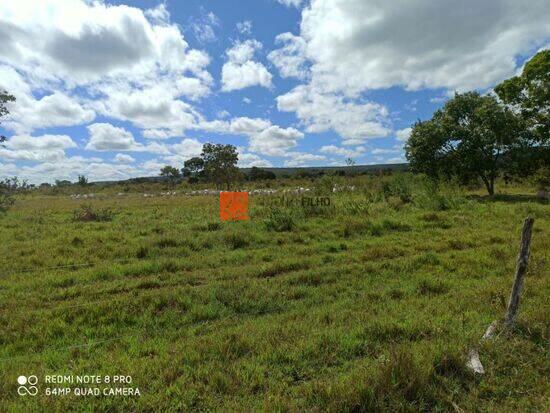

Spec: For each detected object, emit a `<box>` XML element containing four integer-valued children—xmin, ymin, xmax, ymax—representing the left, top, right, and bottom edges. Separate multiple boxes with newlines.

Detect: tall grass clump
<box><xmin>414</xmin><ymin>179</ymin><xmax>465</xmax><ymax>211</ymax></box>
<box><xmin>381</xmin><ymin>173</ymin><xmax>414</xmax><ymax>204</ymax></box>
<box><xmin>72</xmin><ymin>204</ymin><xmax>115</xmax><ymax>222</ymax></box>
<box><xmin>264</xmin><ymin>206</ymin><xmax>296</xmax><ymax>232</ymax></box>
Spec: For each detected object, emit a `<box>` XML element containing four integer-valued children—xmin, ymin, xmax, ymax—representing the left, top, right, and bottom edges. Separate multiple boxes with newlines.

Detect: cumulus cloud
<box><xmin>284</xmin><ymin>152</ymin><xmax>325</xmax><ymax>167</ymax></box>
<box><xmin>200</xmin><ymin>117</ymin><xmax>304</xmax><ymax>156</ymax></box>
<box><xmin>298</xmin><ymin>0</ymin><xmax>550</xmax><ymax>95</ymax></box>
<box><xmin>277</xmin><ymin>85</ymin><xmax>390</xmax><ymax>145</ymax></box>
<box><xmin>0</xmin><ymin>66</ymin><xmax>95</xmax><ymax>133</ymax></box>
<box><xmin>0</xmin><ymin>134</ymin><xmax>77</xmax><ymax>162</ymax></box>
<box><xmin>396</xmin><ymin>127</ymin><xmax>412</xmax><ymax>142</ymax></box>
<box><xmin>86</xmin><ymin>123</ymin><xmax>139</xmax><ymax>151</ymax></box>
<box><xmin>221</xmin><ymin>40</ymin><xmax>273</xmax><ymax>91</ymax></box>
<box><xmin>268</xmin><ymin>33</ymin><xmax>309</xmax><ymax>80</ymax></box>
<box><xmin>320</xmin><ymin>145</ymin><xmax>365</xmax><ymax>158</ymax></box>
<box><xmin>114</xmin><ymin>153</ymin><xmax>135</xmax><ymax>163</ymax></box>
<box><xmin>249</xmin><ymin>126</ymin><xmax>304</xmax><ymax>156</ymax></box>
<box><xmin>0</xmin><ymin>0</ymin><xmax>212</xmax><ymax>136</ymax></box>
<box><xmin>85</xmin><ymin>123</ymin><xmax>170</xmax><ymax>155</ymax></box>
<box><xmin>238</xmin><ymin>153</ymin><xmax>273</xmax><ymax>168</ymax></box>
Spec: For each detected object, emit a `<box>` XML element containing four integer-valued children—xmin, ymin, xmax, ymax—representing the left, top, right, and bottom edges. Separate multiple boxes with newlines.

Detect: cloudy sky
<box><xmin>0</xmin><ymin>0</ymin><xmax>548</xmax><ymax>183</ymax></box>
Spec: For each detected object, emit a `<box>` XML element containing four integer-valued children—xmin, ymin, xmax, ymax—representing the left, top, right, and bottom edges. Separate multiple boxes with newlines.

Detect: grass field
<box><xmin>0</xmin><ymin>174</ymin><xmax>548</xmax><ymax>411</ymax></box>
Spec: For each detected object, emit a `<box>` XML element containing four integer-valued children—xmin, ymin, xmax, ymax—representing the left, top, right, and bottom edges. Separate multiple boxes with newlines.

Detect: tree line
<box><xmin>406</xmin><ymin>50</ymin><xmax>549</xmax><ymax>195</ymax></box>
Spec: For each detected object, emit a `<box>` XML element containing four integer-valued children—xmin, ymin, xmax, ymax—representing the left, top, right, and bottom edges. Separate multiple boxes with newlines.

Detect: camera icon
<box><xmin>17</xmin><ymin>375</ymin><xmax>38</xmax><ymax>396</ymax></box>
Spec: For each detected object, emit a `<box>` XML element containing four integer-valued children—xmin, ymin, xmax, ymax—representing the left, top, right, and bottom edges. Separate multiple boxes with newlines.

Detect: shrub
<box><xmin>72</xmin><ymin>204</ymin><xmax>114</xmax><ymax>222</ymax></box>
<box><xmin>265</xmin><ymin>208</ymin><xmax>295</xmax><ymax>232</ymax></box>
<box><xmin>0</xmin><ymin>177</ymin><xmax>21</xmax><ymax>215</ymax></box>
<box><xmin>381</xmin><ymin>173</ymin><xmax>413</xmax><ymax>203</ymax></box>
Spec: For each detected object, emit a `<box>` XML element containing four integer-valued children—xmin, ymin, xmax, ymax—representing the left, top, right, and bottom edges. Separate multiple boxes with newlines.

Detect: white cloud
<box><xmin>86</xmin><ymin>123</ymin><xmax>139</xmax><ymax>151</ymax></box>
<box><xmin>298</xmin><ymin>0</ymin><xmax>550</xmax><ymax>95</ymax></box>
<box><xmin>85</xmin><ymin>123</ymin><xmax>170</xmax><ymax>155</ymax></box>
<box><xmin>249</xmin><ymin>126</ymin><xmax>304</xmax><ymax>156</ymax></box>
<box><xmin>238</xmin><ymin>153</ymin><xmax>273</xmax><ymax>168</ymax></box>
<box><xmin>163</xmin><ymin>138</ymin><xmax>203</xmax><ymax>164</ymax></box>
<box><xmin>0</xmin><ymin>134</ymin><xmax>77</xmax><ymax>162</ymax></box>
<box><xmin>372</xmin><ymin>148</ymin><xmax>401</xmax><ymax>155</ymax></box>
<box><xmin>0</xmin><ymin>0</ymin><xmax>212</xmax><ymax>135</ymax></box>
<box><xmin>189</xmin><ymin>10</ymin><xmax>220</xmax><ymax>44</ymax></box>
<box><xmin>114</xmin><ymin>153</ymin><xmax>135</xmax><ymax>163</ymax></box>
<box><xmin>277</xmin><ymin>85</ymin><xmax>390</xmax><ymax>145</ymax></box>
<box><xmin>200</xmin><ymin>117</ymin><xmax>304</xmax><ymax>157</ymax></box>
<box><xmin>237</xmin><ymin>21</ymin><xmax>253</xmax><ymax>36</ymax></box>
<box><xmin>221</xmin><ymin>40</ymin><xmax>273</xmax><ymax>91</ymax></box>
<box><xmin>276</xmin><ymin>0</ymin><xmax>303</xmax><ymax>8</ymax></box>
<box><xmin>0</xmin><ymin>66</ymin><xmax>95</xmax><ymax>133</ymax></box>
<box><xmin>396</xmin><ymin>127</ymin><xmax>412</xmax><ymax>142</ymax></box>
<box><xmin>268</xmin><ymin>33</ymin><xmax>308</xmax><ymax>80</ymax></box>
<box><xmin>284</xmin><ymin>152</ymin><xmax>325</xmax><ymax>167</ymax></box>
<box><xmin>320</xmin><ymin>145</ymin><xmax>365</xmax><ymax>158</ymax></box>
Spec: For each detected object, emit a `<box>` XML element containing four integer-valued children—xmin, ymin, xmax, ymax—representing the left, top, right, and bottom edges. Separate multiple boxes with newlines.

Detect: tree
<box><xmin>495</xmin><ymin>50</ymin><xmax>549</xmax><ymax>175</ymax></box>
<box><xmin>77</xmin><ymin>175</ymin><xmax>89</xmax><ymax>186</ymax></box>
<box><xmin>0</xmin><ymin>90</ymin><xmax>15</xmax><ymax>145</ymax></box>
<box><xmin>495</xmin><ymin>50</ymin><xmax>549</xmax><ymax>144</ymax></box>
<box><xmin>160</xmin><ymin>165</ymin><xmax>181</xmax><ymax>186</ymax></box>
<box><xmin>405</xmin><ymin>92</ymin><xmax>524</xmax><ymax>195</ymax></box>
<box><xmin>182</xmin><ymin>157</ymin><xmax>205</xmax><ymax>181</ymax></box>
<box><xmin>248</xmin><ymin>167</ymin><xmax>276</xmax><ymax>181</ymax></box>
<box><xmin>201</xmin><ymin>143</ymin><xmax>240</xmax><ymax>189</ymax></box>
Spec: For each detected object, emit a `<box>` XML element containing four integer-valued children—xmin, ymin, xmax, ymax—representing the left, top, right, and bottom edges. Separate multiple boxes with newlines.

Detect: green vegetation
<box><xmin>406</xmin><ymin>51</ymin><xmax>549</xmax><ymax>195</ymax></box>
<box><xmin>0</xmin><ymin>173</ymin><xmax>548</xmax><ymax>411</ymax></box>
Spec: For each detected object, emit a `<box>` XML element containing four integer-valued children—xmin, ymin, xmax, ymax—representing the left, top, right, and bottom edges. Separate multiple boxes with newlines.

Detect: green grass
<box><xmin>0</xmin><ymin>175</ymin><xmax>548</xmax><ymax>411</ymax></box>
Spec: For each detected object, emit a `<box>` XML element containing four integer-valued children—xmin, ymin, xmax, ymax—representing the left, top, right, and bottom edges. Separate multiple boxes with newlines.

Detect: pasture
<box><xmin>0</xmin><ymin>174</ymin><xmax>548</xmax><ymax>411</ymax></box>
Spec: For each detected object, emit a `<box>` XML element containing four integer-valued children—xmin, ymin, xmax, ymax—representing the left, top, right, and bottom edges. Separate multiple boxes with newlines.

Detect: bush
<box><xmin>0</xmin><ymin>177</ymin><xmax>24</xmax><ymax>215</ymax></box>
<box><xmin>73</xmin><ymin>204</ymin><xmax>114</xmax><ymax>222</ymax></box>
<box><xmin>381</xmin><ymin>173</ymin><xmax>413</xmax><ymax>203</ymax></box>
<box><xmin>265</xmin><ymin>207</ymin><xmax>295</xmax><ymax>232</ymax></box>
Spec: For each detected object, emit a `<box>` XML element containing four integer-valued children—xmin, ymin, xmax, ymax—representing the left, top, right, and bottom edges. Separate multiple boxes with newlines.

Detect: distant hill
<box><xmin>239</xmin><ymin>163</ymin><xmax>408</xmax><ymax>177</ymax></box>
<box><xmin>93</xmin><ymin>163</ymin><xmax>408</xmax><ymax>185</ymax></box>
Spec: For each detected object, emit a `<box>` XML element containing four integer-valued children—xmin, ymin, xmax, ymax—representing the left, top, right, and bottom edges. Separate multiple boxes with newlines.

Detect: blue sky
<box><xmin>0</xmin><ymin>0</ymin><xmax>548</xmax><ymax>183</ymax></box>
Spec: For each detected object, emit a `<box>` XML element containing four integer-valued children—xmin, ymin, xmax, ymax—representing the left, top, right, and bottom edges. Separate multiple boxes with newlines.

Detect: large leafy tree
<box><xmin>406</xmin><ymin>92</ymin><xmax>524</xmax><ymax>195</ymax></box>
<box><xmin>495</xmin><ymin>50</ymin><xmax>549</xmax><ymax>175</ymax></box>
<box><xmin>495</xmin><ymin>50</ymin><xmax>549</xmax><ymax>144</ymax></box>
<box><xmin>201</xmin><ymin>143</ymin><xmax>240</xmax><ymax>189</ymax></box>
<box><xmin>0</xmin><ymin>90</ymin><xmax>15</xmax><ymax>144</ymax></box>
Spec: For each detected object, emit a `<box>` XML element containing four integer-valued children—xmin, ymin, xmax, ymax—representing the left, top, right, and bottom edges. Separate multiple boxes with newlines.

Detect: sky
<box><xmin>0</xmin><ymin>0</ymin><xmax>548</xmax><ymax>184</ymax></box>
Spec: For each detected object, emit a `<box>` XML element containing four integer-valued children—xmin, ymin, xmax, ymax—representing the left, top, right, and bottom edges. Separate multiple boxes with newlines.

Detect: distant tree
<box><xmin>201</xmin><ymin>143</ymin><xmax>240</xmax><ymax>189</ymax></box>
<box><xmin>55</xmin><ymin>180</ymin><xmax>72</xmax><ymax>187</ymax></box>
<box><xmin>77</xmin><ymin>175</ymin><xmax>89</xmax><ymax>186</ymax></box>
<box><xmin>406</xmin><ymin>92</ymin><xmax>524</xmax><ymax>195</ymax></box>
<box><xmin>160</xmin><ymin>165</ymin><xmax>181</xmax><ymax>186</ymax></box>
<box><xmin>0</xmin><ymin>90</ymin><xmax>15</xmax><ymax>145</ymax></box>
<box><xmin>182</xmin><ymin>157</ymin><xmax>205</xmax><ymax>182</ymax></box>
<box><xmin>248</xmin><ymin>167</ymin><xmax>276</xmax><ymax>181</ymax></box>
<box><xmin>0</xmin><ymin>177</ymin><xmax>23</xmax><ymax>214</ymax></box>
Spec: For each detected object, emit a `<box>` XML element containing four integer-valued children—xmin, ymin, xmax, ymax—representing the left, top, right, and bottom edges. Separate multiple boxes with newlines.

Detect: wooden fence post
<box><xmin>467</xmin><ymin>216</ymin><xmax>535</xmax><ymax>374</ymax></box>
<box><xmin>504</xmin><ymin>216</ymin><xmax>534</xmax><ymax>328</ymax></box>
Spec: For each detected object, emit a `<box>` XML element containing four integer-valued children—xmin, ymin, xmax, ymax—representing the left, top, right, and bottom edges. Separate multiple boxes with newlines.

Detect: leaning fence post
<box><xmin>467</xmin><ymin>216</ymin><xmax>535</xmax><ymax>374</ymax></box>
<box><xmin>504</xmin><ymin>216</ymin><xmax>534</xmax><ymax>329</ymax></box>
